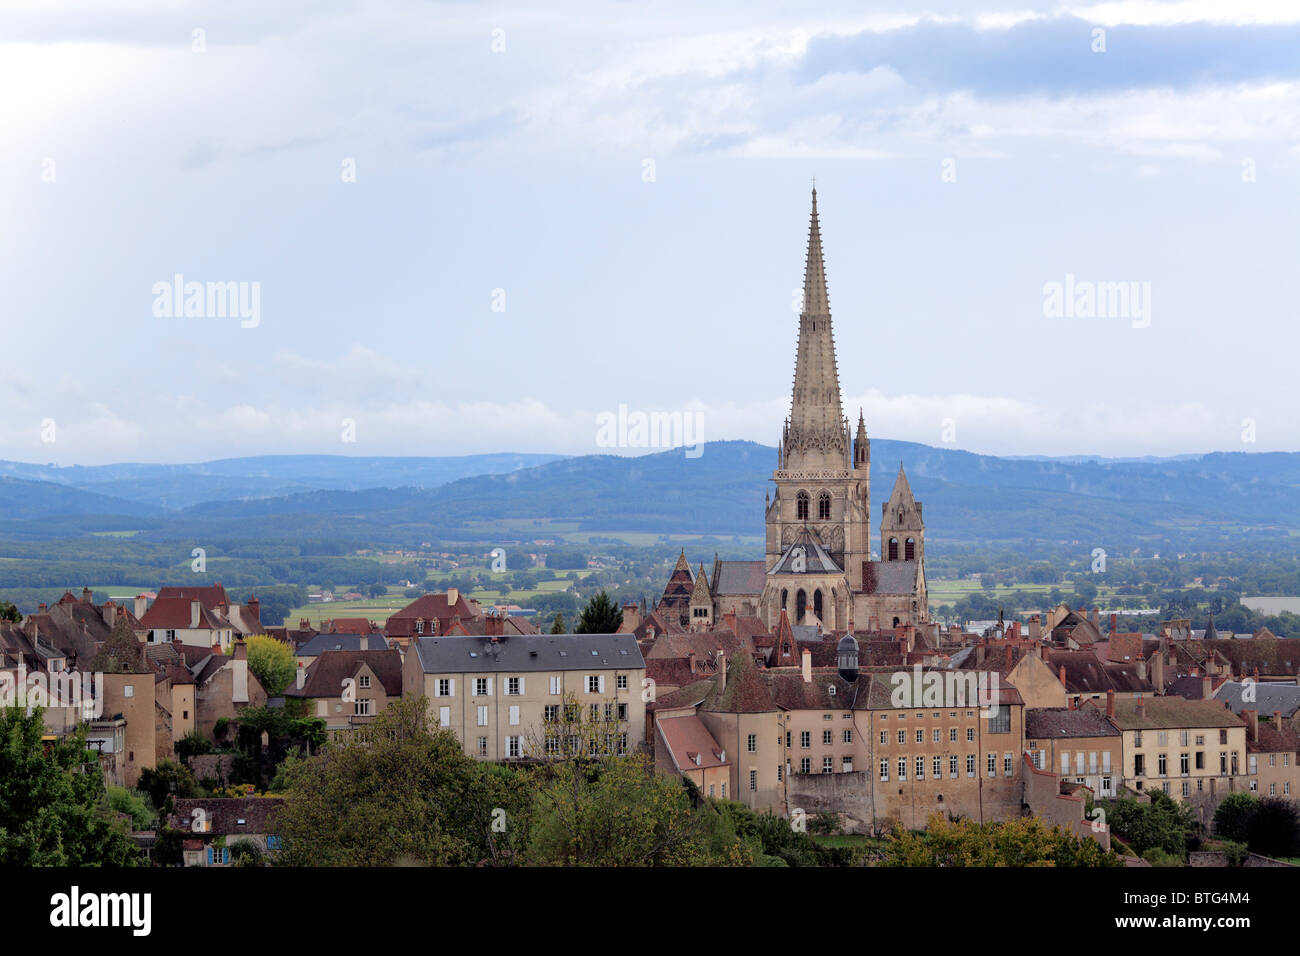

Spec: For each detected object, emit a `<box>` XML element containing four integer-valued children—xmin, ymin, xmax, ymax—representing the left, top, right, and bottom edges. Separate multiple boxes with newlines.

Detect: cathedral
<box><xmin>683</xmin><ymin>189</ymin><xmax>928</xmax><ymax>633</ymax></box>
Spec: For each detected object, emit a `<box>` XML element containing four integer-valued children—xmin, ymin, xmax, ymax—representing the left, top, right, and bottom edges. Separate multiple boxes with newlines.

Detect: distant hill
<box><xmin>1</xmin><ymin>441</ymin><xmax>1298</xmax><ymax>548</ymax></box>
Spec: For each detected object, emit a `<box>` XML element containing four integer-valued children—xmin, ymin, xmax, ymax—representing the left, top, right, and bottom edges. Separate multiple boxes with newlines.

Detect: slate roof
<box><xmin>1213</xmin><ymin>681</ymin><xmax>1300</xmax><ymax>718</ymax></box>
<box><xmin>712</xmin><ymin>560</ymin><xmax>767</xmax><ymax>595</ymax></box>
<box><xmin>648</xmin><ymin>677</ymin><xmax>717</xmax><ymax>712</ymax></box>
<box><xmin>862</xmin><ymin>560</ymin><xmax>919</xmax><ymax>595</ymax></box>
<box><xmin>411</xmin><ymin>633</ymin><xmax>643</xmax><ymax>674</ymax></box>
<box><xmin>1249</xmin><ymin>720</ymin><xmax>1300</xmax><ymax>755</ymax></box>
<box><xmin>296</xmin><ymin>633</ymin><xmax>390</xmax><ymax>657</ymax></box>
<box><xmin>284</xmin><ymin>649</ymin><xmax>403</xmax><ymax>698</ymax></box>
<box><xmin>768</xmin><ymin>527</ymin><xmax>842</xmax><ymax>575</ymax></box>
<box><xmin>767</xmin><ymin>668</ymin><xmax>872</xmax><ymax>711</ymax></box>
<box><xmin>1025</xmin><ymin>707</ymin><xmax>1121</xmax><ymax>740</ymax></box>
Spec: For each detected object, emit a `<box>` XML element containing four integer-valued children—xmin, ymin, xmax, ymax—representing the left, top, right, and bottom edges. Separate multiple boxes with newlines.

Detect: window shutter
<box><xmin>207</xmin><ymin>846</ymin><xmax>214</xmax><ymax>865</ymax></box>
<box><xmin>439</xmin><ymin>706</ymin><xmax>450</xmax><ymax>727</ymax></box>
<box><xmin>448</xmin><ymin>679</ymin><xmax>454</xmax><ymax>697</ymax></box>
<box><xmin>518</xmin><ymin>676</ymin><xmax>525</xmax><ymax>695</ymax></box>
<box><xmin>509</xmin><ymin>705</ymin><xmax>520</xmax><ymax>726</ymax></box>
<box><xmin>486</xmin><ymin>677</ymin><xmax>493</xmax><ymax>696</ymax></box>
<box><xmin>598</xmin><ymin>675</ymin><xmax>605</xmax><ymax>693</ymax></box>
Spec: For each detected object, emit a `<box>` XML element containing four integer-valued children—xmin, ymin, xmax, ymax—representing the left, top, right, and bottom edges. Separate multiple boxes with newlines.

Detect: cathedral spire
<box><xmin>784</xmin><ymin>187</ymin><xmax>846</xmax><ymax>471</ymax></box>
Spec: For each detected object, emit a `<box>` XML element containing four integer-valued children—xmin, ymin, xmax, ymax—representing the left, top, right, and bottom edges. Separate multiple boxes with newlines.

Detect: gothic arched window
<box><xmin>888</xmin><ymin>538</ymin><xmax>899</xmax><ymax>561</ymax></box>
<box><xmin>796</xmin><ymin>589</ymin><xmax>807</xmax><ymax>623</ymax></box>
<box><xmin>818</xmin><ymin>491</ymin><xmax>831</xmax><ymax>520</ymax></box>
<box><xmin>796</xmin><ymin>491</ymin><xmax>810</xmax><ymax>521</ymax></box>
<box><xmin>813</xmin><ymin>589</ymin><xmax>823</xmax><ymax>622</ymax></box>
<box><xmin>905</xmin><ymin>537</ymin><xmax>915</xmax><ymax>561</ymax></box>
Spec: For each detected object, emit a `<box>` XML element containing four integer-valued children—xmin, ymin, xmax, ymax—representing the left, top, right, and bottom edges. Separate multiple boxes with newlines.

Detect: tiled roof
<box><xmin>295</xmin><ymin>633</ymin><xmax>390</xmax><ymax>657</ymax></box>
<box><xmin>768</xmin><ymin>527</ymin><xmax>843</xmax><ymax>575</ymax></box>
<box><xmin>704</xmin><ymin>652</ymin><xmax>775</xmax><ymax>713</ymax></box>
<box><xmin>386</xmin><ymin>592</ymin><xmax>480</xmax><ymax>636</ymax></box>
<box><xmin>1109</xmin><ymin>697</ymin><xmax>1244</xmax><ymax>731</ymax></box>
<box><xmin>713</xmin><ymin>560</ymin><xmax>767</xmax><ymax>595</ymax></box>
<box><xmin>169</xmin><ymin>797</ymin><xmax>283</xmax><ymax>836</ymax></box>
<box><xmin>862</xmin><ymin>560</ymin><xmax>918</xmax><ymax>595</ymax></box>
<box><xmin>649</xmin><ymin>677</ymin><xmax>717</xmax><ymax>712</ymax></box>
<box><xmin>767</xmin><ymin>668</ymin><xmax>871</xmax><ymax>711</ymax></box>
<box><xmin>657</xmin><ymin>715</ymin><xmax>729</xmax><ymax>771</ymax></box>
<box><xmin>1250</xmin><ymin>720</ymin><xmax>1300</xmax><ymax>755</ymax></box>
<box><xmin>284</xmin><ymin>649</ymin><xmax>403</xmax><ymax>698</ymax></box>
<box><xmin>1025</xmin><ymin>707</ymin><xmax>1121</xmax><ymax>740</ymax></box>
<box><xmin>139</xmin><ymin>597</ymin><xmax>224</xmax><ymax>632</ymax></box>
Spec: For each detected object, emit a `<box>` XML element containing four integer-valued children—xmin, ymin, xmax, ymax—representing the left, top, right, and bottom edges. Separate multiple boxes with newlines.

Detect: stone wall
<box><xmin>786</xmin><ymin>771</ymin><xmax>874</xmax><ymax>834</ymax></box>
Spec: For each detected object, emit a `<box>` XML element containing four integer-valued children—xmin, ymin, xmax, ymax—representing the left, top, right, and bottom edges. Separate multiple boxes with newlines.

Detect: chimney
<box><xmin>1202</xmin><ymin>675</ymin><xmax>1212</xmax><ymax>700</ymax></box>
<box><xmin>82</xmin><ymin>587</ymin><xmax>93</xmax><ymax>603</ymax></box>
<box><xmin>688</xmin><ymin>651</ymin><xmax>696</xmax><ymax>674</ymax></box>
<box><xmin>1273</xmin><ymin>710</ymin><xmax>1282</xmax><ymax>726</ymax></box>
<box><xmin>1029</xmin><ymin>615</ymin><xmax>1041</xmax><ymax>641</ymax></box>
<box><xmin>485</xmin><ymin>613</ymin><xmax>503</xmax><ymax>638</ymax></box>
<box><xmin>717</xmin><ymin>650</ymin><xmax>727</xmax><ymax>689</ymax></box>
<box><xmin>1005</xmin><ymin>645</ymin><xmax>1013</xmax><ymax>669</ymax></box>
<box><xmin>622</xmin><ymin>602</ymin><xmax>640</xmax><ymax>632</ymax></box>
<box><xmin>1135</xmin><ymin>695</ymin><xmax>1145</xmax><ymax>719</ymax></box>
<box><xmin>105</xmin><ymin>603</ymin><xmax>117</xmax><ymax>627</ymax></box>
<box><xmin>296</xmin><ymin>661</ymin><xmax>305</xmax><ymax>690</ymax></box>
<box><xmin>1151</xmin><ymin>650</ymin><xmax>1164</xmax><ymax>690</ymax></box>
<box><xmin>134</xmin><ymin>594</ymin><xmax>147</xmax><ymax>619</ymax></box>
<box><xmin>360</xmin><ymin>635</ymin><xmax>369</xmax><ymax>651</ymax></box>
<box><xmin>232</xmin><ymin>639</ymin><xmax>247</xmax><ymax>660</ymax></box>
<box><xmin>299</xmin><ymin>618</ymin><xmax>310</xmax><ymax>630</ymax></box>
<box><xmin>1109</xmin><ymin>613</ymin><xmax>1117</xmax><ymax>634</ymax></box>
<box><xmin>976</xmin><ymin>644</ymin><xmax>986</xmax><ymax>666</ymax></box>
<box><xmin>801</xmin><ymin>648</ymin><xmax>812</xmax><ymax>684</ymax></box>
<box><xmin>1067</xmin><ymin>696</ymin><xmax>1076</xmax><ymax>711</ymax></box>
<box><xmin>1106</xmin><ymin>688</ymin><xmax>1115</xmax><ymax>719</ymax></box>
<box><xmin>446</xmin><ymin>587</ymin><xmax>459</xmax><ymax>606</ymax></box>
<box><xmin>1090</xmin><ymin>608</ymin><xmax>1099</xmax><ymax>627</ymax></box>
<box><xmin>1058</xmin><ymin>665</ymin><xmax>1067</xmax><ymax>687</ymax></box>
<box><xmin>1243</xmin><ymin>709</ymin><xmax>1259</xmax><ymax>742</ymax></box>
<box><xmin>38</xmin><ymin>603</ymin><xmax>47</xmax><ymax>612</ymax></box>
<box><xmin>191</xmin><ymin>600</ymin><xmax>201</xmax><ymax>629</ymax></box>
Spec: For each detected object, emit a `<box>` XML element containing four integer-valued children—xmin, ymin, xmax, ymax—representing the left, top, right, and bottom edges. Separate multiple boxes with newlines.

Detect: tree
<box><xmin>0</xmin><ymin>600</ymin><xmax>19</xmax><ymax>622</ymax></box>
<box><xmin>272</xmin><ymin>697</ymin><xmax>531</xmax><ymax>866</ymax></box>
<box><xmin>246</xmin><ymin>634</ymin><xmax>295</xmax><ymax>697</ymax></box>
<box><xmin>575</xmin><ymin>590</ymin><xmax>622</xmax><ymax>634</ymax></box>
<box><xmin>138</xmin><ymin>758</ymin><xmax>202</xmax><ymax>811</ymax></box>
<box><xmin>882</xmin><ymin>813</ymin><xmax>1120</xmax><ymax>867</ymax></box>
<box><xmin>106</xmin><ymin>786</ymin><xmax>156</xmax><ymax>830</ymax></box>
<box><xmin>1099</xmin><ymin>790</ymin><xmax>1197</xmax><ymax>859</ymax></box>
<box><xmin>549</xmin><ymin>612</ymin><xmax>566</xmax><ymax>635</ymax></box>
<box><xmin>1246</xmin><ymin>797</ymin><xmax>1300</xmax><ymax>858</ymax></box>
<box><xmin>1214</xmin><ymin>792</ymin><xmax>1258</xmax><ymax>843</ymax></box>
<box><xmin>0</xmin><ymin>707</ymin><xmax>141</xmax><ymax>865</ymax></box>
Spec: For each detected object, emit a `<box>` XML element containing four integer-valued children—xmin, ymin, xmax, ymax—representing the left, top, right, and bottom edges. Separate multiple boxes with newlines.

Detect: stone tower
<box><xmin>762</xmin><ymin>189</ymin><xmax>871</xmax><ymax>627</ymax></box>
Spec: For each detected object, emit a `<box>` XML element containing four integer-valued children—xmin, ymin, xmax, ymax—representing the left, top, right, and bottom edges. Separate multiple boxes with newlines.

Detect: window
<box><xmin>949</xmin><ymin>755</ymin><xmax>958</xmax><ymax>778</ymax></box>
<box><xmin>1134</xmin><ymin>754</ymin><xmax>1145</xmax><ymax>776</ymax></box>
<box><xmin>1269</xmin><ymin>783</ymin><xmax>1277</xmax><ymax>796</ymax></box>
<box><xmin>747</xmin><ymin>734</ymin><xmax>757</xmax><ymax>753</ymax></box>
<box><xmin>617</xmin><ymin>703</ymin><xmax>628</xmax><ymax>721</ymax></box>
<box><xmin>823</xmin><ymin>757</ymin><xmax>833</xmax><ymax>774</ymax></box>
<box><xmin>474</xmin><ymin>678</ymin><xmax>490</xmax><ymax>696</ymax></box>
<box><xmin>506</xmin><ymin>736</ymin><xmax>521</xmax><ymax>758</ymax></box>
<box><xmin>800</xmin><ymin>758</ymin><xmax>811</xmax><ymax>774</ymax></box>
<box><xmin>478</xmin><ymin>737</ymin><xmax>488</xmax><ymax>756</ymax></box>
<box><xmin>932</xmin><ymin>728</ymin><xmax>940</xmax><ymax>743</ymax></box>
<box><xmin>354</xmin><ymin>700</ymin><xmax>372</xmax><ymax>716</ymax></box>
<box><xmin>949</xmin><ymin>728</ymin><xmax>958</xmax><ymax>743</ymax></box>
<box><xmin>897</xmin><ymin>758</ymin><xmax>907</xmax><ymax>780</ymax></box>
<box><xmin>817</xmin><ymin>491</ymin><xmax>831</xmax><ymax>520</ymax></box>
<box><xmin>880</xmin><ymin>731</ymin><xmax>887</xmax><ymax>745</ymax></box>
<box><xmin>604</xmin><ymin>703</ymin><xmax>614</xmax><ymax>721</ymax></box>
<box><xmin>416</xmin><ymin>620</ymin><xmax>424</xmax><ymax>634</ymax></box>
<box><xmin>879</xmin><ymin>759</ymin><xmax>890</xmax><ymax>781</ymax></box>
<box><xmin>1182</xmin><ymin>781</ymin><xmax>1191</xmax><ymax>797</ymax></box>
<box><xmin>932</xmin><ymin>755</ymin><xmax>942</xmax><ymax>778</ymax></box>
<box><xmin>124</xmin><ymin>685</ymin><xmax>134</xmax><ymax>699</ymax></box>
<box><xmin>1181</xmin><ymin>753</ymin><xmax>1190</xmax><ymax>776</ymax></box>
<box><xmin>1220</xmin><ymin>730</ymin><xmax>1229</xmax><ymax>745</ymax></box>
<box><xmin>1157</xmin><ymin>732</ymin><xmax>1168</xmax><ymax>747</ymax></box>
<box><xmin>987</xmin><ymin>709</ymin><xmax>1011</xmax><ymax>734</ymax></box>
<box><xmin>823</xmin><ymin>730</ymin><xmax>833</xmax><ymax>746</ymax></box>
<box><xmin>897</xmin><ymin>730</ymin><xmax>905</xmax><ymax>744</ymax></box>
<box><xmin>616</xmin><ymin>675</ymin><xmax>628</xmax><ymax>690</ymax></box>
<box><xmin>586</xmin><ymin>675</ymin><xmax>601</xmax><ymax>694</ymax></box>
<box><xmin>359</xmin><ymin>675</ymin><xmax>370</xmax><ymax>689</ymax></box>
<box><xmin>544</xmin><ymin>705</ymin><xmax>557</xmax><ymax>723</ymax></box>
<box><xmin>842</xmin><ymin>757</ymin><xmax>853</xmax><ymax>772</ymax></box>
<box><xmin>1102</xmin><ymin>775</ymin><xmax>1112</xmax><ymax>795</ymax></box>
<box><xmin>590</xmin><ymin>704</ymin><xmax>600</xmax><ymax>721</ymax></box>
<box><xmin>915</xmin><ymin>756</ymin><xmax>925</xmax><ymax>779</ymax></box>
<box><xmin>966</xmin><ymin>727</ymin><xmax>974</xmax><ymax>742</ymax></box>
<box><xmin>750</xmin><ymin>770</ymin><xmax>758</xmax><ymax>791</ymax></box>
<box><xmin>507</xmin><ymin>677</ymin><xmax>521</xmax><ymax>696</ymax></box>
<box><xmin>842</xmin><ymin>729</ymin><xmax>852</xmax><ymax>744</ymax></box>
<box><xmin>777</xmin><ymin>765</ymin><xmax>783</xmax><ymax>782</ymax></box>
<box><xmin>915</xmin><ymin>729</ymin><xmax>923</xmax><ymax>744</ymax></box>
<box><xmin>801</xmin><ymin>731</ymin><xmax>811</xmax><ymax>748</ymax></box>
<box><xmin>1180</xmin><ymin>730</ymin><xmax>1190</xmax><ymax>747</ymax></box>
<box><xmin>1003</xmin><ymin>753</ymin><xmax>1013</xmax><ymax>777</ymax></box>
<box><xmin>987</xmin><ymin>753</ymin><xmax>996</xmax><ymax>777</ymax></box>
<box><xmin>549</xmin><ymin>676</ymin><xmax>562</xmax><ymax>695</ymax></box>
<box><xmin>436</xmin><ymin>679</ymin><xmax>452</xmax><ymax>697</ymax></box>
<box><xmin>966</xmin><ymin>755</ymin><xmax>976</xmax><ymax>777</ymax></box>
<box><xmin>720</xmin><ymin>782</ymin><xmax>726</xmax><ymax>798</ymax></box>
<box><xmin>796</xmin><ymin>491</ymin><xmax>810</xmax><ymax>520</ymax></box>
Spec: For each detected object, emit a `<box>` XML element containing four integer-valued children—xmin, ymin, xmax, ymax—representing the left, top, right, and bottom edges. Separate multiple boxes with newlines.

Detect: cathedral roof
<box><xmin>862</xmin><ymin>560</ymin><xmax>920</xmax><ymax>595</ymax></box>
<box><xmin>712</xmin><ymin>560</ymin><xmax>766</xmax><ymax>595</ymax></box>
<box><xmin>768</xmin><ymin>527</ymin><xmax>843</xmax><ymax>576</ymax></box>
<box><xmin>690</xmin><ymin>563</ymin><xmax>712</xmax><ymax>604</ymax></box>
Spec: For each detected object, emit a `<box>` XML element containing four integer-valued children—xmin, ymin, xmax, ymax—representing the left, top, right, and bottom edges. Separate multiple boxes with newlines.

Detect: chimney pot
<box><xmin>1106</xmin><ymin>688</ymin><xmax>1115</xmax><ymax>719</ymax></box>
<box><xmin>801</xmin><ymin>648</ymin><xmax>812</xmax><ymax>684</ymax></box>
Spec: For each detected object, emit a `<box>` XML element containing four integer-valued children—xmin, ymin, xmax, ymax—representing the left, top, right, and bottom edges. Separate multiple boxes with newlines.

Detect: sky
<box><xmin>2</xmin><ymin>0</ymin><xmax>1298</xmax><ymax>465</ymax></box>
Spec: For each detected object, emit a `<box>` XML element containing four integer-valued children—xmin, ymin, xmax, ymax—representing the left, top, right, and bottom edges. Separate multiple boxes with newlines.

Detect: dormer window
<box><xmin>416</xmin><ymin>619</ymin><xmax>424</xmax><ymax>635</ymax></box>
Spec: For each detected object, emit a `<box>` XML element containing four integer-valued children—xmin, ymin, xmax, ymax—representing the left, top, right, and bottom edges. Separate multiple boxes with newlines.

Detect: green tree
<box><xmin>138</xmin><ymin>758</ymin><xmax>202</xmax><ymax>811</ymax></box>
<box><xmin>575</xmin><ymin>590</ymin><xmax>622</xmax><ymax>634</ymax></box>
<box><xmin>246</xmin><ymin>634</ymin><xmax>295</xmax><ymax>697</ymax></box>
<box><xmin>106</xmin><ymin>786</ymin><xmax>156</xmax><ymax>830</ymax></box>
<box><xmin>272</xmin><ymin>697</ymin><xmax>528</xmax><ymax>866</ymax></box>
<box><xmin>0</xmin><ymin>600</ymin><xmax>20</xmax><ymax>622</ymax></box>
<box><xmin>549</xmin><ymin>612</ymin><xmax>566</xmax><ymax>634</ymax></box>
<box><xmin>1099</xmin><ymin>790</ymin><xmax>1197</xmax><ymax>859</ymax></box>
<box><xmin>0</xmin><ymin>707</ymin><xmax>141</xmax><ymax>865</ymax></box>
<box><xmin>1247</xmin><ymin>797</ymin><xmax>1300</xmax><ymax>858</ymax></box>
<box><xmin>1213</xmin><ymin>792</ymin><xmax>1259</xmax><ymax>843</ymax></box>
<box><xmin>882</xmin><ymin>813</ymin><xmax>1120</xmax><ymax>867</ymax></box>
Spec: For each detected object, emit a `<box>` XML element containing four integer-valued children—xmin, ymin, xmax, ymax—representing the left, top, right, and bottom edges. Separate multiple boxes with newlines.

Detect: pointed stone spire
<box><xmin>672</xmin><ymin>549</ymin><xmax>690</xmax><ymax>574</ymax></box>
<box><xmin>690</xmin><ymin>563</ymin><xmax>711</xmax><ymax>604</ymax></box>
<box><xmin>854</xmin><ymin>409</ymin><xmax>869</xmax><ymax>471</ymax></box>
<box><xmin>785</xmin><ymin>187</ymin><xmax>846</xmax><ymax>471</ymax></box>
<box><xmin>890</xmin><ymin>463</ymin><xmax>913</xmax><ymax>503</ymax></box>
